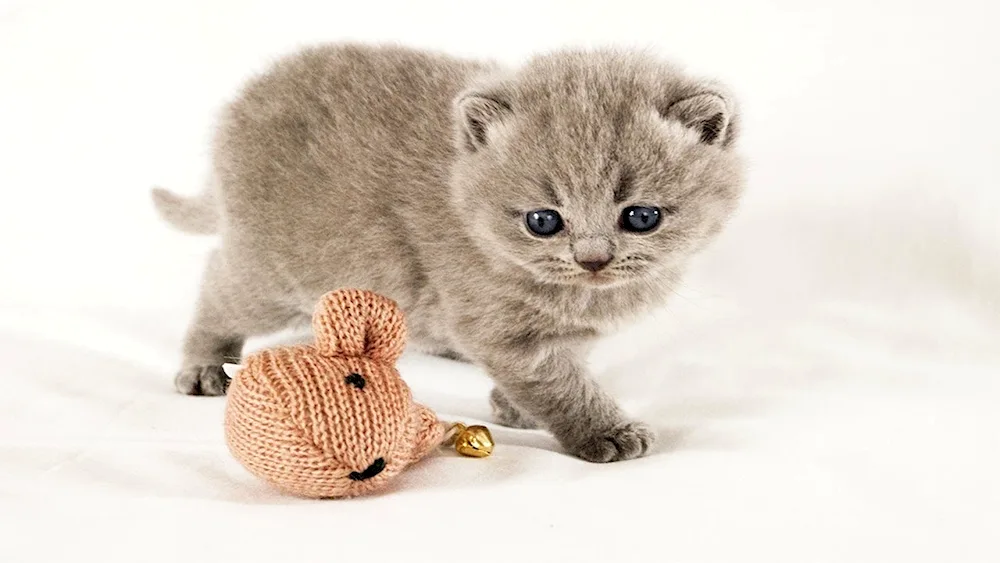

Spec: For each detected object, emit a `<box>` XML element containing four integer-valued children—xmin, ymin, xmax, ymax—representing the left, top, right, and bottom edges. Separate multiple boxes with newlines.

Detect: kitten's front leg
<box><xmin>489</xmin><ymin>387</ymin><xmax>539</xmax><ymax>429</ymax></box>
<box><xmin>481</xmin><ymin>345</ymin><xmax>654</xmax><ymax>462</ymax></box>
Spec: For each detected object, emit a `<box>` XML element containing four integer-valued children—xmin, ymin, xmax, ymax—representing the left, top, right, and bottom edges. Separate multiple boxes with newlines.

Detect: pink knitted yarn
<box><xmin>224</xmin><ymin>289</ymin><xmax>445</xmax><ymax>498</ymax></box>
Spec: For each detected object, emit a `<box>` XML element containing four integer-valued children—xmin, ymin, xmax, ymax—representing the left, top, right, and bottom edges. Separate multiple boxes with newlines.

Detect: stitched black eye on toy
<box><xmin>344</xmin><ymin>372</ymin><xmax>366</xmax><ymax>389</ymax></box>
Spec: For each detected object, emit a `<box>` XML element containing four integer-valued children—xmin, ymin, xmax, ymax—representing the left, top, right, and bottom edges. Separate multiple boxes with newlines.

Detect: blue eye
<box><xmin>525</xmin><ymin>209</ymin><xmax>563</xmax><ymax>236</ymax></box>
<box><xmin>621</xmin><ymin>206</ymin><xmax>661</xmax><ymax>233</ymax></box>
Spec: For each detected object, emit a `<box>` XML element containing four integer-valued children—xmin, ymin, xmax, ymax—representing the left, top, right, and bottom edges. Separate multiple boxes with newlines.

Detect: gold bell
<box><xmin>451</xmin><ymin>423</ymin><xmax>494</xmax><ymax>458</ymax></box>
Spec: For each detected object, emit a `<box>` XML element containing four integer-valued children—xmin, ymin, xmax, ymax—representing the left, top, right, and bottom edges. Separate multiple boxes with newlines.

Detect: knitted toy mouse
<box><xmin>224</xmin><ymin>288</ymin><xmax>492</xmax><ymax>499</ymax></box>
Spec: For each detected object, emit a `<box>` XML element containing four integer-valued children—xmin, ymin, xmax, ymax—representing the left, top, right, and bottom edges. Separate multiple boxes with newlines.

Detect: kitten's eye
<box><xmin>620</xmin><ymin>206</ymin><xmax>662</xmax><ymax>233</ymax></box>
<box><xmin>525</xmin><ymin>209</ymin><xmax>563</xmax><ymax>237</ymax></box>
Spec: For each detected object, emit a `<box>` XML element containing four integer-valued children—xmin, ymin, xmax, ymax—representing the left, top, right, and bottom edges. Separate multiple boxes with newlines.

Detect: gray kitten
<box><xmin>153</xmin><ymin>44</ymin><xmax>744</xmax><ymax>462</ymax></box>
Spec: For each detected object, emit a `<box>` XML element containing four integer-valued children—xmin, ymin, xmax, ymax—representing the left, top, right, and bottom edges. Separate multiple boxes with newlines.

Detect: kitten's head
<box><xmin>449</xmin><ymin>49</ymin><xmax>745</xmax><ymax>288</ymax></box>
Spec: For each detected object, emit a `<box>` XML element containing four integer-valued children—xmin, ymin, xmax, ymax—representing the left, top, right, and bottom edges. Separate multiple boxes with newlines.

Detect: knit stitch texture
<box><xmin>224</xmin><ymin>289</ymin><xmax>445</xmax><ymax>498</ymax></box>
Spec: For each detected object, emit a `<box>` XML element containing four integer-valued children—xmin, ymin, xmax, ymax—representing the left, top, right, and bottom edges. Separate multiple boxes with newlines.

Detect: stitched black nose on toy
<box><xmin>349</xmin><ymin>457</ymin><xmax>386</xmax><ymax>481</ymax></box>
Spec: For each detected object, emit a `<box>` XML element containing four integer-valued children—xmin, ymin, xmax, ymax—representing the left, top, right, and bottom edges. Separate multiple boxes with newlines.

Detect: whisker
<box><xmin>533</xmin><ymin>256</ymin><xmax>574</xmax><ymax>266</ymax></box>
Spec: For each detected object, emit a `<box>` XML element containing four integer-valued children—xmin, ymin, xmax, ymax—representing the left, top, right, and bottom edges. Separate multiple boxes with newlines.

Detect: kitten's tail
<box><xmin>151</xmin><ymin>187</ymin><xmax>219</xmax><ymax>235</ymax></box>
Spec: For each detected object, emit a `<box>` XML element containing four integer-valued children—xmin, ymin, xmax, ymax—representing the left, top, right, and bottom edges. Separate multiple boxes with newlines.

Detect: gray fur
<box><xmin>151</xmin><ymin>186</ymin><xmax>219</xmax><ymax>234</ymax></box>
<box><xmin>154</xmin><ymin>44</ymin><xmax>745</xmax><ymax>462</ymax></box>
<box><xmin>490</xmin><ymin>388</ymin><xmax>539</xmax><ymax>430</ymax></box>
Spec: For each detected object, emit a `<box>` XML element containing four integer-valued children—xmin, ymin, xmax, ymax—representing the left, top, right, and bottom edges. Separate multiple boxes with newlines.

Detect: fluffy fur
<box><xmin>154</xmin><ymin>43</ymin><xmax>745</xmax><ymax>462</ymax></box>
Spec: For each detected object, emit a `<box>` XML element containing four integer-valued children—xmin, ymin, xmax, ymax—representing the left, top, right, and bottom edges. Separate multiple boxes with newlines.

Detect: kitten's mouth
<box><xmin>578</xmin><ymin>272</ymin><xmax>618</xmax><ymax>286</ymax></box>
<box><xmin>532</xmin><ymin>263</ymin><xmax>628</xmax><ymax>287</ymax></box>
<box><xmin>538</xmin><ymin>271</ymin><xmax>619</xmax><ymax>287</ymax></box>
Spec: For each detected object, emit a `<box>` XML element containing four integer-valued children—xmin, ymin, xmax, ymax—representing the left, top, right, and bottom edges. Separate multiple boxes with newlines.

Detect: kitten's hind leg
<box><xmin>175</xmin><ymin>311</ymin><xmax>243</xmax><ymax>397</ymax></box>
<box><xmin>174</xmin><ymin>250</ymin><xmax>301</xmax><ymax>396</ymax></box>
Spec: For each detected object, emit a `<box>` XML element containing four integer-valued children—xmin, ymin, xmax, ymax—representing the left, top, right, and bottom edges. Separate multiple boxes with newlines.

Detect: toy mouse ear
<box><xmin>312</xmin><ymin>289</ymin><xmax>407</xmax><ymax>363</ymax></box>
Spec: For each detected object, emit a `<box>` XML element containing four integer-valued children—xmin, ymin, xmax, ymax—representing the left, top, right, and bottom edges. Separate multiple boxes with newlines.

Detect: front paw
<box><xmin>564</xmin><ymin>421</ymin><xmax>655</xmax><ymax>463</ymax></box>
<box><xmin>174</xmin><ymin>364</ymin><xmax>230</xmax><ymax>396</ymax></box>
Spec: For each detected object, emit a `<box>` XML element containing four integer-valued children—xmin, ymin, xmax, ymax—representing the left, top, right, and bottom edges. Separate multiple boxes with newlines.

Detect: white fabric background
<box><xmin>1</xmin><ymin>0</ymin><xmax>998</xmax><ymax>561</ymax></box>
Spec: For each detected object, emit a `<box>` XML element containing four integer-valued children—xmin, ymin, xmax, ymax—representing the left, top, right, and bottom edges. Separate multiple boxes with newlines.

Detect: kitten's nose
<box><xmin>575</xmin><ymin>253</ymin><xmax>613</xmax><ymax>272</ymax></box>
<box><xmin>349</xmin><ymin>457</ymin><xmax>385</xmax><ymax>481</ymax></box>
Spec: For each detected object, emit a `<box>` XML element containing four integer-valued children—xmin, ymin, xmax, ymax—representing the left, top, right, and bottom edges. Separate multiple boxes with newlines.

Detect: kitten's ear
<box><xmin>661</xmin><ymin>89</ymin><xmax>739</xmax><ymax>147</ymax></box>
<box><xmin>454</xmin><ymin>90</ymin><xmax>512</xmax><ymax>153</ymax></box>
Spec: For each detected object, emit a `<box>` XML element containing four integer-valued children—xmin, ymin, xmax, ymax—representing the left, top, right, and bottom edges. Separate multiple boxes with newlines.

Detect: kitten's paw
<box><xmin>567</xmin><ymin>421</ymin><xmax>655</xmax><ymax>463</ymax></box>
<box><xmin>174</xmin><ymin>364</ymin><xmax>230</xmax><ymax>396</ymax></box>
<box><xmin>490</xmin><ymin>388</ymin><xmax>539</xmax><ymax>429</ymax></box>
